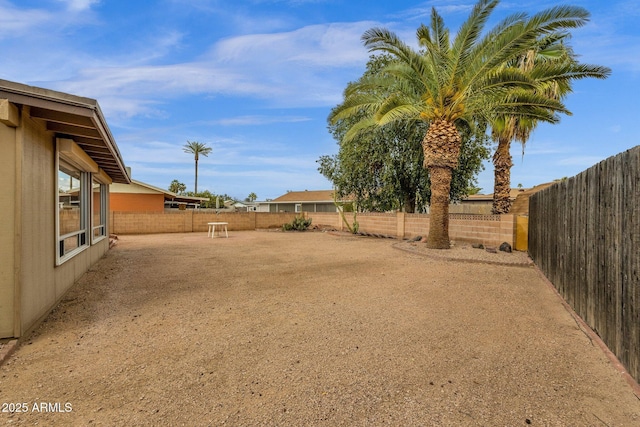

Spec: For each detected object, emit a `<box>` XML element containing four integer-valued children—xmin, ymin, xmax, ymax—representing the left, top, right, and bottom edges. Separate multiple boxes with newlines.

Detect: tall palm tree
<box><xmin>491</xmin><ymin>34</ymin><xmax>610</xmax><ymax>214</ymax></box>
<box><xmin>330</xmin><ymin>0</ymin><xmax>592</xmax><ymax>248</ymax></box>
<box><xmin>183</xmin><ymin>141</ymin><xmax>212</xmax><ymax>194</ymax></box>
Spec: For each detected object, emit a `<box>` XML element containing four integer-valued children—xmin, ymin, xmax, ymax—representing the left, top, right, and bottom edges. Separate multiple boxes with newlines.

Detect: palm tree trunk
<box><xmin>194</xmin><ymin>157</ymin><xmax>199</xmax><ymax>194</ymax></box>
<box><xmin>426</xmin><ymin>166</ymin><xmax>452</xmax><ymax>249</ymax></box>
<box><xmin>422</xmin><ymin>119</ymin><xmax>460</xmax><ymax>249</ymax></box>
<box><xmin>491</xmin><ymin>137</ymin><xmax>513</xmax><ymax>214</ymax></box>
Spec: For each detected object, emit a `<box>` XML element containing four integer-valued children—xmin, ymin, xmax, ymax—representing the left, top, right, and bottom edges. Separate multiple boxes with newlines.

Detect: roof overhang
<box><xmin>0</xmin><ymin>79</ymin><xmax>130</xmax><ymax>184</ymax></box>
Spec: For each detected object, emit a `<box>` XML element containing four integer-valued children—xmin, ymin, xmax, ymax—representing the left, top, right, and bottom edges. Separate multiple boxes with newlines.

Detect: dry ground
<box><xmin>1</xmin><ymin>231</ymin><xmax>638</xmax><ymax>426</ymax></box>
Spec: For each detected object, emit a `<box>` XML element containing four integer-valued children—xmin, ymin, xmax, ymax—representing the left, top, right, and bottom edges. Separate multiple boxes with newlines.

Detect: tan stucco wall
<box><xmin>18</xmin><ymin>112</ymin><xmax>58</xmax><ymax>334</ymax></box>
<box><xmin>0</xmin><ymin>120</ymin><xmax>17</xmax><ymax>337</ymax></box>
<box><xmin>0</xmin><ymin>109</ymin><xmax>111</xmax><ymax>338</ymax></box>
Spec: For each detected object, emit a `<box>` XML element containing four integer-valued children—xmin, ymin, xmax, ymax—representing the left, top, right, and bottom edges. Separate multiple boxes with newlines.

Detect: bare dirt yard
<box><xmin>1</xmin><ymin>231</ymin><xmax>639</xmax><ymax>426</ymax></box>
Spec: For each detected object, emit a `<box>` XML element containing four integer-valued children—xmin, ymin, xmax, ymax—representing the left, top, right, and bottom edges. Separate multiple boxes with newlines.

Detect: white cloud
<box><xmin>212</xmin><ymin>115</ymin><xmax>311</xmax><ymax>126</ymax></box>
<box><xmin>56</xmin><ymin>0</ymin><xmax>99</xmax><ymax>12</ymax></box>
<box><xmin>0</xmin><ymin>3</ymin><xmax>50</xmax><ymax>38</ymax></box>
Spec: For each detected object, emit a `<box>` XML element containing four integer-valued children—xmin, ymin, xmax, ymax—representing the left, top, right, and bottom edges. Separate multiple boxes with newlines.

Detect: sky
<box><xmin>2</xmin><ymin>0</ymin><xmax>639</xmax><ymax>201</ymax></box>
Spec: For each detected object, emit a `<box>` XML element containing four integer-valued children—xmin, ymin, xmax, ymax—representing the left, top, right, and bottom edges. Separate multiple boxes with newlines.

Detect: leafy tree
<box><xmin>183</xmin><ymin>140</ymin><xmax>212</xmax><ymax>194</ymax></box>
<box><xmin>490</xmin><ymin>33</ymin><xmax>610</xmax><ymax>213</ymax></box>
<box><xmin>330</xmin><ymin>0</ymin><xmax>590</xmax><ymax>248</ymax></box>
<box><xmin>168</xmin><ymin>179</ymin><xmax>186</xmax><ymax>195</ymax></box>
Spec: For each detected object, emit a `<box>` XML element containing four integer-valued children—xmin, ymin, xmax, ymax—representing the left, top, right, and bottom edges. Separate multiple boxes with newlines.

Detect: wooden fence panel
<box><xmin>529</xmin><ymin>145</ymin><xmax>640</xmax><ymax>384</ymax></box>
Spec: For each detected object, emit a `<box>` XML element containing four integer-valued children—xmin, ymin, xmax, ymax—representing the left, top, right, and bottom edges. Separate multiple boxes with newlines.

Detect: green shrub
<box><xmin>283</xmin><ymin>215</ymin><xmax>312</xmax><ymax>231</ymax></box>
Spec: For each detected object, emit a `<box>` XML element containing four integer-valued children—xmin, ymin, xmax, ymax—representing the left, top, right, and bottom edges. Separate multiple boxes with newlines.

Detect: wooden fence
<box><xmin>529</xmin><ymin>145</ymin><xmax>640</xmax><ymax>384</ymax></box>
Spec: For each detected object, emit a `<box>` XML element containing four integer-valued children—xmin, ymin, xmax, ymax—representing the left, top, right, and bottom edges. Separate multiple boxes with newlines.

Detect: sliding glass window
<box><xmin>57</xmin><ymin>161</ymin><xmax>89</xmax><ymax>264</ymax></box>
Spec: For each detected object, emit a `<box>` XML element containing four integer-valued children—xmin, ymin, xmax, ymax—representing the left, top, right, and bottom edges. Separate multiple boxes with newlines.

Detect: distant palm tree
<box><xmin>183</xmin><ymin>141</ymin><xmax>212</xmax><ymax>194</ymax></box>
<box><xmin>247</xmin><ymin>192</ymin><xmax>257</xmax><ymax>202</ymax></box>
<box><xmin>330</xmin><ymin>0</ymin><xmax>589</xmax><ymax>248</ymax></box>
<box><xmin>490</xmin><ymin>33</ymin><xmax>610</xmax><ymax>214</ymax></box>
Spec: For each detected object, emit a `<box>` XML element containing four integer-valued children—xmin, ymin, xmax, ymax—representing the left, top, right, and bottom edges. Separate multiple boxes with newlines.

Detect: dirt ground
<box><xmin>1</xmin><ymin>231</ymin><xmax>639</xmax><ymax>426</ymax></box>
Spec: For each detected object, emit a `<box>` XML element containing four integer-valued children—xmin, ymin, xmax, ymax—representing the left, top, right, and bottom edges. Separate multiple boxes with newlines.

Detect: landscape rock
<box><xmin>499</xmin><ymin>242</ymin><xmax>512</xmax><ymax>253</ymax></box>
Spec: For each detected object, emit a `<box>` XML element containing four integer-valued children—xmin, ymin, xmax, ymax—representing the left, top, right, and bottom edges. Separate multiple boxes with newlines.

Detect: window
<box><xmin>92</xmin><ymin>178</ymin><xmax>107</xmax><ymax>242</ymax></box>
<box><xmin>57</xmin><ymin>165</ymin><xmax>89</xmax><ymax>263</ymax></box>
<box><xmin>56</xmin><ymin>138</ymin><xmax>99</xmax><ymax>265</ymax></box>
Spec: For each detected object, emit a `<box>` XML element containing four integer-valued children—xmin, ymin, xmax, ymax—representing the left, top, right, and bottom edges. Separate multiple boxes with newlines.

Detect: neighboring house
<box><xmin>264</xmin><ymin>190</ymin><xmax>347</xmax><ymax>213</ymax></box>
<box><xmin>449</xmin><ymin>188</ymin><xmax>528</xmax><ymax>214</ymax></box>
<box><xmin>0</xmin><ymin>79</ymin><xmax>129</xmax><ymax>339</ymax></box>
<box><xmin>110</xmin><ymin>178</ymin><xmax>208</xmax><ymax>212</ymax></box>
<box><xmin>233</xmin><ymin>201</ymin><xmax>259</xmax><ymax>212</ymax></box>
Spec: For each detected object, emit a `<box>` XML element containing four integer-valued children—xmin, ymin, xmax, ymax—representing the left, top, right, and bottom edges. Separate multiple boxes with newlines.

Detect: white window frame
<box><xmin>295</xmin><ymin>203</ymin><xmax>302</xmax><ymax>213</ymax></box>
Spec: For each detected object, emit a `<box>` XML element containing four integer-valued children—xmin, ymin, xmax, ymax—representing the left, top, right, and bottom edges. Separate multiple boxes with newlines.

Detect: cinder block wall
<box><xmin>355</xmin><ymin>213</ymin><xmax>397</xmax><ymax>236</ymax></box>
<box><xmin>111</xmin><ymin>211</ymin><xmax>299</xmax><ymax>234</ymax></box>
<box><xmin>310</xmin><ymin>212</ymin><xmax>341</xmax><ymax>229</ymax></box>
<box><xmin>314</xmin><ymin>212</ymin><xmax>517</xmax><ymax>248</ymax></box>
<box><xmin>109</xmin><ymin>210</ymin><xmax>519</xmax><ymax>248</ymax></box>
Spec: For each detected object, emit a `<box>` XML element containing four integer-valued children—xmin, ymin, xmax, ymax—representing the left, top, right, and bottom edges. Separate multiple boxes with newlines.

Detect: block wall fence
<box><xmin>110</xmin><ymin>210</ymin><xmax>523</xmax><ymax>248</ymax></box>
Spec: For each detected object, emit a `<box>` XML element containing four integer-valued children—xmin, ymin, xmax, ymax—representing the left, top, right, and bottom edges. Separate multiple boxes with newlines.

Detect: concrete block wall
<box><xmin>109</xmin><ymin>210</ymin><xmax>519</xmax><ymax>248</ymax></box>
<box><xmin>111</xmin><ymin>211</ymin><xmax>300</xmax><ymax>234</ymax></box>
<box><xmin>448</xmin><ymin>214</ymin><xmax>515</xmax><ymax>247</ymax></box>
<box><xmin>255</xmin><ymin>212</ymin><xmax>298</xmax><ymax>229</ymax></box>
<box><xmin>405</xmin><ymin>214</ymin><xmax>429</xmax><ymax>239</ymax></box>
<box><xmin>310</xmin><ymin>212</ymin><xmax>341</xmax><ymax>229</ymax></box>
<box><xmin>306</xmin><ymin>211</ymin><xmax>517</xmax><ymax>248</ymax></box>
<box><xmin>355</xmin><ymin>213</ymin><xmax>398</xmax><ymax>237</ymax></box>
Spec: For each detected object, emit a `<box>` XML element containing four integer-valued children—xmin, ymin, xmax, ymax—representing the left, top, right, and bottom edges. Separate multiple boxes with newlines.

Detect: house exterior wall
<box><xmin>0</xmin><ymin>118</ymin><xmax>17</xmax><ymax>337</ymax></box>
<box><xmin>0</xmin><ymin>109</ymin><xmax>111</xmax><ymax>338</ymax></box>
<box><xmin>110</xmin><ymin>192</ymin><xmax>165</xmax><ymax>212</ymax></box>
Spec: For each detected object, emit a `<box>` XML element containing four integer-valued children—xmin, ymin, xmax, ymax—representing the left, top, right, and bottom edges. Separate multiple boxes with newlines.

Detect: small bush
<box><xmin>283</xmin><ymin>216</ymin><xmax>312</xmax><ymax>231</ymax></box>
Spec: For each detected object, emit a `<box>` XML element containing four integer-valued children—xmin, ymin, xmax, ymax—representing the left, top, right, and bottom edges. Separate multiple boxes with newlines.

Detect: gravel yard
<box><xmin>1</xmin><ymin>231</ymin><xmax>638</xmax><ymax>426</ymax></box>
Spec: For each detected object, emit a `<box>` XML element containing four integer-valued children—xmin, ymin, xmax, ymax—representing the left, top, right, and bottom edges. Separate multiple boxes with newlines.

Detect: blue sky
<box><xmin>2</xmin><ymin>0</ymin><xmax>639</xmax><ymax>200</ymax></box>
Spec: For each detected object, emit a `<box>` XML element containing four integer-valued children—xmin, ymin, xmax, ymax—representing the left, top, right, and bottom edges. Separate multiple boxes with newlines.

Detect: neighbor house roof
<box><xmin>271</xmin><ymin>190</ymin><xmax>345</xmax><ymax>203</ymax></box>
<box><xmin>0</xmin><ymin>79</ymin><xmax>130</xmax><ymax>184</ymax></box>
<box><xmin>463</xmin><ymin>188</ymin><xmax>528</xmax><ymax>202</ymax></box>
<box><xmin>111</xmin><ymin>179</ymin><xmax>209</xmax><ymax>204</ymax></box>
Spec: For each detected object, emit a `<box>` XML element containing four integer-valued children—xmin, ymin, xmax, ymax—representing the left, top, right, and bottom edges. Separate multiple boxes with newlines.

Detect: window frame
<box><xmin>55</xmin><ymin>138</ymin><xmax>101</xmax><ymax>266</ymax></box>
<box><xmin>91</xmin><ymin>178</ymin><xmax>107</xmax><ymax>243</ymax></box>
<box><xmin>56</xmin><ymin>162</ymin><xmax>90</xmax><ymax>265</ymax></box>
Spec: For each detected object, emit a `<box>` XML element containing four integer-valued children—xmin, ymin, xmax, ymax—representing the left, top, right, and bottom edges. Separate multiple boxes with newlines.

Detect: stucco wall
<box><xmin>110</xmin><ymin>192</ymin><xmax>165</xmax><ymax>212</ymax></box>
<box><xmin>0</xmin><ymin>110</ymin><xmax>111</xmax><ymax>338</ymax></box>
<box><xmin>0</xmin><ymin>120</ymin><xmax>17</xmax><ymax>337</ymax></box>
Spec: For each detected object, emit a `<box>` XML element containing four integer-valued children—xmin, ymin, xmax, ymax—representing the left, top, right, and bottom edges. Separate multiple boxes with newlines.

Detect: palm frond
<box><xmin>450</xmin><ymin>0</ymin><xmax>499</xmax><ymax>81</ymax></box>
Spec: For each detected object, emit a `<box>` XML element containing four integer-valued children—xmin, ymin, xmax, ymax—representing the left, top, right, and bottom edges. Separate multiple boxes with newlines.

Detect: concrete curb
<box><xmin>391</xmin><ymin>241</ymin><xmax>534</xmax><ymax>268</ymax></box>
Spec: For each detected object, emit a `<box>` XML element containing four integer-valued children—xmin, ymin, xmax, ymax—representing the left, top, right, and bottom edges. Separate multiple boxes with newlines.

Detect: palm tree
<box><xmin>183</xmin><ymin>141</ymin><xmax>212</xmax><ymax>194</ymax></box>
<box><xmin>491</xmin><ymin>34</ymin><xmax>610</xmax><ymax>214</ymax></box>
<box><xmin>330</xmin><ymin>0</ymin><xmax>592</xmax><ymax>248</ymax></box>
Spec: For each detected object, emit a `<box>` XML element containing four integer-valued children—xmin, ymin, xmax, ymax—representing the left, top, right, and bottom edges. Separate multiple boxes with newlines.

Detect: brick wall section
<box><xmin>109</xmin><ymin>210</ymin><xmax>518</xmax><ymax>248</ymax></box>
<box><xmin>255</xmin><ymin>213</ymin><xmax>299</xmax><ymax>229</ymax></box>
<box><xmin>355</xmin><ymin>213</ymin><xmax>398</xmax><ymax>237</ymax></box>
<box><xmin>310</xmin><ymin>212</ymin><xmax>341</xmax><ymax>229</ymax></box>
<box><xmin>111</xmin><ymin>211</ymin><xmax>300</xmax><ymax>234</ymax></box>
